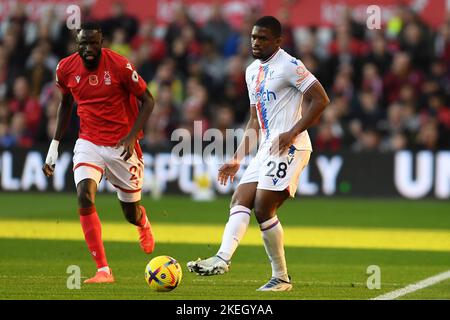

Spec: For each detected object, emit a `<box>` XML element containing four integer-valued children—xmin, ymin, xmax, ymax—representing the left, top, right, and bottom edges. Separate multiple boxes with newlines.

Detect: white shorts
<box><xmin>73</xmin><ymin>138</ymin><xmax>144</xmax><ymax>202</ymax></box>
<box><xmin>239</xmin><ymin>144</ymin><xmax>311</xmax><ymax>197</ymax></box>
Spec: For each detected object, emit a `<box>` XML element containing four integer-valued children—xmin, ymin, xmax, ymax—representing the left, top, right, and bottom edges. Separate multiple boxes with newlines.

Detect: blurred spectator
<box><xmin>427</xmin><ymin>93</ymin><xmax>450</xmax><ymax>129</ymax></box>
<box><xmin>381</xmin><ymin>103</ymin><xmax>406</xmax><ymax>134</ymax></box>
<box><xmin>352</xmin><ymin>89</ymin><xmax>384</xmax><ymax>129</ymax></box>
<box><xmin>416</xmin><ymin>119</ymin><xmax>439</xmax><ymax>150</ymax></box>
<box><xmin>223</xmin><ymin>12</ymin><xmax>255</xmax><ymax>58</ymax></box>
<box><xmin>352</xmin><ymin>127</ymin><xmax>381</xmax><ymax>152</ymax></box>
<box><xmin>383</xmin><ymin>52</ymin><xmax>423</xmax><ymax>105</ymax></box>
<box><xmin>25</xmin><ymin>46</ymin><xmax>53</xmax><ymax>98</ymax></box>
<box><xmin>147</xmin><ymin>58</ymin><xmax>184</xmax><ymax>106</ymax></box>
<box><xmin>360</xmin><ymin>63</ymin><xmax>383</xmax><ymax>101</ymax></box>
<box><xmin>164</xmin><ymin>4</ymin><xmax>199</xmax><ymax>56</ymax></box>
<box><xmin>131</xmin><ymin>21</ymin><xmax>167</xmax><ymax>77</ymax></box>
<box><xmin>426</xmin><ymin>93</ymin><xmax>450</xmax><ymax>148</ymax></box>
<box><xmin>386</xmin><ymin>5</ymin><xmax>405</xmax><ymax>39</ymax></box>
<box><xmin>8</xmin><ymin>77</ymin><xmax>41</xmax><ymax>135</ymax></box>
<box><xmin>222</xmin><ymin>55</ymin><xmax>248</xmax><ymax>121</ymax></box>
<box><xmin>102</xmin><ymin>1</ymin><xmax>139</xmax><ymax>42</ymax></box>
<box><xmin>315</xmin><ymin>123</ymin><xmax>342</xmax><ymax>152</ymax></box>
<box><xmin>428</xmin><ymin>59</ymin><xmax>450</xmax><ymax>94</ymax></box>
<box><xmin>2</xmin><ymin>26</ymin><xmax>27</xmax><ymax>87</ymax></box>
<box><xmin>362</xmin><ymin>32</ymin><xmax>393</xmax><ymax>75</ymax></box>
<box><xmin>36</xmin><ymin>39</ymin><xmax>59</xmax><ymax>71</ymax></box>
<box><xmin>180</xmin><ymin>77</ymin><xmax>210</xmax><ymax>138</ymax></box>
<box><xmin>326</xmin><ymin>13</ymin><xmax>367</xmax><ymax>82</ymax></box>
<box><xmin>397</xmin><ymin>84</ymin><xmax>417</xmax><ymax>108</ymax></box>
<box><xmin>169</xmin><ymin>25</ymin><xmax>202</xmax><ymax>77</ymax></box>
<box><xmin>0</xmin><ymin>100</ymin><xmax>9</xmax><ymax>129</ymax></box>
<box><xmin>202</xmin><ymin>4</ymin><xmax>232</xmax><ymax>53</ymax></box>
<box><xmin>312</xmin><ymin>99</ymin><xmax>344</xmax><ymax>151</ymax></box>
<box><xmin>143</xmin><ymin>82</ymin><xmax>179</xmax><ymax>148</ymax></box>
<box><xmin>381</xmin><ymin>132</ymin><xmax>409</xmax><ymax>152</ymax></box>
<box><xmin>36</xmin><ymin>83</ymin><xmax>68</xmax><ymax>144</ymax></box>
<box><xmin>434</xmin><ymin>16</ymin><xmax>450</xmax><ymax>68</ymax></box>
<box><xmin>0</xmin><ymin>45</ymin><xmax>9</xmax><ymax>100</ymax></box>
<box><xmin>212</xmin><ymin>104</ymin><xmax>236</xmax><ymax>139</ymax></box>
<box><xmin>110</xmin><ymin>28</ymin><xmax>131</xmax><ymax>58</ymax></box>
<box><xmin>199</xmin><ymin>37</ymin><xmax>226</xmax><ymax>96</ymax></box>
<box><xmin>332</xmin><ymin>69</ymin><xmax>354</xmax><ymax>101</ymax></box>
<box><xmin>399</xmin><ymin>21</ymin><xmax>433</xmax><ymax>70</ymax></box>
<box><xmin>7</xmin><ymin>112</ymin><xmax>34</xmax><ymax>148</ymax></box>
<box><xmin>277</xmin><ymin>7</ymin><xmax>297</xmax><ymax>56</ymax></box>
<box><xmin>0</xmin><ymin>119</ymin><xmax>12</xmax><ymax>147</ymax></box>
<box><xmin>338</xmin><ymin>7</ymin><xmax>366</xmax><ymax>41</ymax></box>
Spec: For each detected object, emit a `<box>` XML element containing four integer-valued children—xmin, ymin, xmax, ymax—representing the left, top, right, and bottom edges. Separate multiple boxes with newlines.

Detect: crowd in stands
<box><xmin>0</xmin><ymin>2</ymin><xmax>449</xmax><ymax>152</ymax></box>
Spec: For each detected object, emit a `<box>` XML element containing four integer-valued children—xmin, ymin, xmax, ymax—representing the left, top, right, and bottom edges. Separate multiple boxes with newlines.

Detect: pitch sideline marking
<box><xmin>372</xmin><ymin>270</ymin><xmax>450</xmax><ymax>300</ymax></box>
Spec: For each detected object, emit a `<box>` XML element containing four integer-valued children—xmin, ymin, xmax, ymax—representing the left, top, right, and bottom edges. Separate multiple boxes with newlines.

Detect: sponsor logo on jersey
<box><xmin>255</xmin><ymin>89</ymin><xmax>277</xmax><ymax>102</ymax></box>
<box><xmin>104</xmin><ymin>71</ymin><xmax>111</xmax><ymax>85</ymax></box>
<box><xmin>131</xmin><ymin>70</ymin><xmax>139</xmax><ymax>82</ymax></box>
<box><xmin>272</xmin><ymin>178</ymin><xmax>279</xmax><ymax>185</ymax></box>
<box><xmin>287</xmin><ymin>145</ymin><xmax>296</xmax><ymax>164</ymax></box>
<box><xmin>295</xmin><ymin>65</ymin><xmax>310</xmax><ymax>85</ymax></box>
<box><xmin>88</xmin><ymin>75</ymin><xmax>98</xmax><ymax>86</ymax></box>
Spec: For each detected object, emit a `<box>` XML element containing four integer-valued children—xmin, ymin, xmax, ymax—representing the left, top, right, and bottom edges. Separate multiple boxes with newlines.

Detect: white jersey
<box><xmin>245</xmin><ymin>48</ymin><xmax>317</xmax><ymax>151</ymax></box>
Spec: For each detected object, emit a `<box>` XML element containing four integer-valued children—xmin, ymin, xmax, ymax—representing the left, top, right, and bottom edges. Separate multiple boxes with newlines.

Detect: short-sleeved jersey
<box><xmin>55</xmin><ymin>48</ymin><xmax>148</xmax><ymax>146</ymax></box>
<box><xmin>245</xmin><ymin>48</ymin><xmax>317</xmax><ymax>151</ymax></box>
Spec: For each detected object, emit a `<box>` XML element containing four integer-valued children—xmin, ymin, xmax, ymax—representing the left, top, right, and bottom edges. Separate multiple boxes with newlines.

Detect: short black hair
<box><xmin>254</xmin><ymin>16</ymin><xmax>282</xmax><ymax>38</ymax></box>
<box><xmin>77</xmin><ymin>22</ymin><xmax>102</xmax><ymax>33</ymax></box>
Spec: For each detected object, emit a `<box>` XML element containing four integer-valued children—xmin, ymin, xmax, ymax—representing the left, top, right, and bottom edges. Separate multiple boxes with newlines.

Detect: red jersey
<box><xmin>55</xmin><ymin>48</ymin><xmax>148</xmax><ymax>146</ymax></box>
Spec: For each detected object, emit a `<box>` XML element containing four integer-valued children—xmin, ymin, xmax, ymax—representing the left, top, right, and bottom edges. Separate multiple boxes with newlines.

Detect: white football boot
<box><xmin>187</xmin><ymin>255</ymin><xmax>230</xmax><ymax>276</ymax></box>
<box><xmin>257</xmin><ymin>276</ymin><xmax>292</xmax><ymax>291</ymax></box>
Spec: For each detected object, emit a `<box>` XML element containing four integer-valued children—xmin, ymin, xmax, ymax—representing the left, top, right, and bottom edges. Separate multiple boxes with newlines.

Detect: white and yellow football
<box><xmin>144</xmin><ymin>255</ymin><xmax>182</xmax><ymax>292</ymax></box>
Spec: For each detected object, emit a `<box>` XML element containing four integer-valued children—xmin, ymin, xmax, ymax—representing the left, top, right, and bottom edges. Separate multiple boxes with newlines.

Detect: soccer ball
<box><xmin>144</xmin><ymin>255</ymin><xmax>183</xmax><ymax>292</ymax></box>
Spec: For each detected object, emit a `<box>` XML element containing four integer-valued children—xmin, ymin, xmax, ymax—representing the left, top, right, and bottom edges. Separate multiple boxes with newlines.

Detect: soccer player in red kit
<box><xmin>42</xmin><ymin>23</ymin><xmax>155</xmax><ymax>283</ymax></box>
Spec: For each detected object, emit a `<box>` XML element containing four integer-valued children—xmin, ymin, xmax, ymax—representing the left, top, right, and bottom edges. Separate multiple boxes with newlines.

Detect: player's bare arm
<box><xmin>116</xmin><ymin>89</ymin><xmax>154</xmax><ymax>161</ymax></box>
<box><xmin>218</xmin><ymin>106</ymin><xmax>260</xmax><ymax>186</ymax></box>
<box><xmin>270</xmin><ymin>81</ymin><xmax>330</xmax><ymax>155</ymax></box>
<box><xmin>42</xmin><ymin>92</ymin><xmax>74</xmax><ymax>177</ymax></box>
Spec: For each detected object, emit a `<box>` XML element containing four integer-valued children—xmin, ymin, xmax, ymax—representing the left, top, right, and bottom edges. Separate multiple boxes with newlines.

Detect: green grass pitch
<box><xmin>0</xmin><ymin>193</ymin><xmax>449</xmax><ymax>300</ymax></box>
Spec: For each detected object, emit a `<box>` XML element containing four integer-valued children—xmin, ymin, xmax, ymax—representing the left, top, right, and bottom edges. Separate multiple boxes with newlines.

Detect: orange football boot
<box><xmin>83</xmin><ymin>270</ymin><xmax>115</xmax><ymax>284</ymax></box>
<box><xmin>137</xmin><ymin>207</ymin><xmax>155</xmax><ymax>254</ymax></box>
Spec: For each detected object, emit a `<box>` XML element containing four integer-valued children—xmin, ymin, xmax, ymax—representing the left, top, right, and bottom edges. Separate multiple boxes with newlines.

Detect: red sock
<box><xmin>79</xmin><ymin>206</ymin><xmax>108</xmax><ymax>269</ymax></box>
<box><xmin>138</xmin><ymin>206</ymin><xmax>148</xmax><ymax>227</ymax></box>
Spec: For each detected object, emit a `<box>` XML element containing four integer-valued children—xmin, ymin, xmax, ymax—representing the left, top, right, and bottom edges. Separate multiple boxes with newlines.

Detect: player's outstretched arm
<box><xmin>218</xmin><ymin>106</ymin><xmax>259</xmax><ymax>185</ymax></box>
<box><xmin>116</xmin><ymin>89</ymin><xmax>154</xmax><ymax>161</ymax></box>
<box><xmin>42</xmin><ymin>92</ymin><xmax>74</xmax><ymax>177</ymax></box>
<box><xmin>270</xmin><ymin>81</ymin><xmax>330</xmax><ymax>155</ymax></box>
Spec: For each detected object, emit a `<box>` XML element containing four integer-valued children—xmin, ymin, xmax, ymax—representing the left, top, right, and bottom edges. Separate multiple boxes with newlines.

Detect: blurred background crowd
<box><xmin>0</xmin><ymin>1</ymin><xmax>449</xmax><ymax>152</ymax></box>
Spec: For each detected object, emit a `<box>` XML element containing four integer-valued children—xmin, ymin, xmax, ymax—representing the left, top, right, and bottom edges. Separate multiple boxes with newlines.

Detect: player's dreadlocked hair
<box><xmin>77</xmin><ymin>21</ymin><xmax>102</xmax><ymax>33</ymax></box>
<box><xmin>254</xmin><ymin>16</ymin><xmax>282</xmax><ymax>38</ymax></box>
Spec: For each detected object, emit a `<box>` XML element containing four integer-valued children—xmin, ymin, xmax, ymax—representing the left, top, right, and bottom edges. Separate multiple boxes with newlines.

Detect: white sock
<box><xmin>98</xmin><ymin>266</ymin><xmax>111</xmax><ymax>274</ymax></box>
<box><xmin>216</xmin><ymin>205</ymin><xmax>251</xmax><ymax>261</ymax></box>
<box><xmin>260</xmin><ymin>215</ymin><xmax>289</xmax><ymax>282</ymax></box>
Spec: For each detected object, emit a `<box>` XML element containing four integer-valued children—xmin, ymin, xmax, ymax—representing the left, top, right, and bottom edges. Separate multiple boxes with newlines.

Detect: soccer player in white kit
<box><xmin>187</xmin><ymin>16</ymin><xmax>330</xmax><ymax>291</ymax></box>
